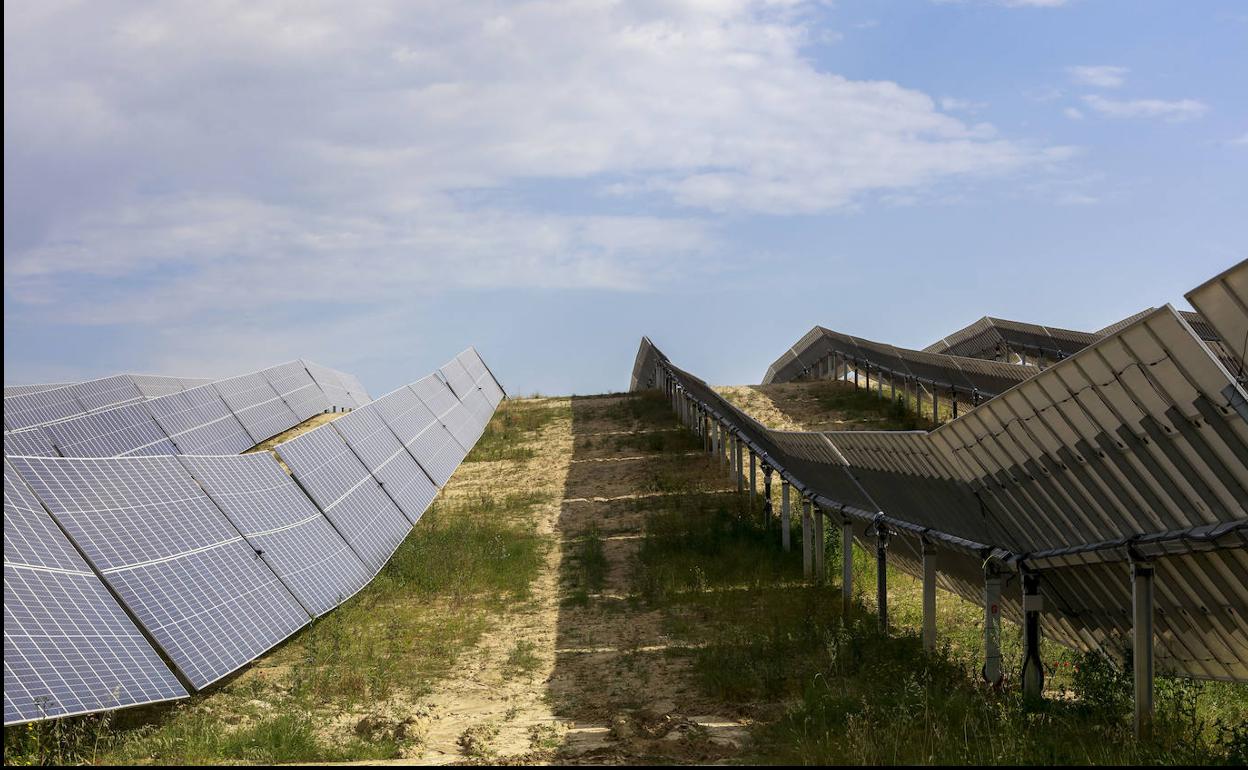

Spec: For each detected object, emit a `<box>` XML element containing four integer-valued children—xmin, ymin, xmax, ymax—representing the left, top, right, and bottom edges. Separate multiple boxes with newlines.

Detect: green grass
<box><xmin>6</xmin><ymin>489</ymin><xmax>551</xmax><ymax>766</ymax></box>
<box><xmin>504</xmin><ymin>640</ymin><xmax>542</xmax><ymax>679</ymax></box>
<box><xmin>465</xmin><ymin>399</ymin><xmax>562</xmax><ymax>462</ymax></box>
<box><xmin>628</xmin><ymin>483</ymin><xmax>1248</xmax><ymax>765</ymax></box>
<box><xmin>562</xmin><ymin>525</ymin><xmax>608</xmax><ymax>606</ymax></box>
<box><xmin>804</xmin><ymin>379</ymin><xmax>932</xmax><ymax>430</ymax></box>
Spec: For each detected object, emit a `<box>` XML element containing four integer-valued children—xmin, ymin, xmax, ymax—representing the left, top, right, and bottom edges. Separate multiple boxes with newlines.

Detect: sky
<box><xmin>4</xmin><ymin>0</ymin><xmax>1246</xmax><ymax>397</ymax></box>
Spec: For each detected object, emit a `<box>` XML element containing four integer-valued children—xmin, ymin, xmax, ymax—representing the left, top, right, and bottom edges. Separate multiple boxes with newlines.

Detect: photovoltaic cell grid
<box><xmin>457</xmin><ymin>348</ymin><xmax>505</xmax><ymax>408</ymax></box>
<box><xmin>4</xmin><ymin>463</ymin><xmax>185</xmax><ymax>725</ymax></box>
<box><xmin>412</xmin><ymin>374</ymin><xmax>478</xmax><ymax>452</ymax></box>
<box><xmin>338</xmin><ymin>372</ymin><xmax>372</xmax><ymax>408</ymax></box>
<box><xmin>146</xmin><ymin>385</ymin><xmax>255</xmax><ymax>456</ymax></box>
<box><xmin>212</xmin><ymin>372</ymin><xmax>300</xmax><ymax>445</ymax></box>
<box><xmin>275</xmin><ymin>427</ymin><xmax>412</xmax><ymax>572</ymax></box>
<box><xmin>4</xmin><ymin>385</ymin><xmax>85</xmax><ymax>431</ymax></box>
<box><xmin>261</xmin><ymin>362</ymin><xmax>330</xmax><ymax>421</ymax></box>
<box><xmin>8</xmin><ymin>456</ymin><xmax>310</xmax><ymax>689</ymax></box>
<box><xmin>372</xmin><ymin>386</ymin><xmax>463</xmax><ymax>487</ymax></box>
<box><xmin>67</xmin><ymin>375</ymin><xmax>145</xmax><ymax>414</ymax></box>
<box><xmin>44</xmin><ymin>403</ymin><xmax>177</xmax><ymax>458</ymax></box>
<box><xmin>4</xmin><ymin>429</ymin><xmax>57</xmax><ymax>458</ymax></box>
<box><xmin>331</xmin><ymin>407</ymin><xmax>437</xmax><ymax>524</ymax></box>
<box><xmin>179</xmin><ymin>454</ymin><xmax>372</xmax><ymax>617</ymax></box>
<box><xmin>130</xmin><ymin>375</ymin><xmax>211</xmax><ymax>399</ymax></box>
<box><xmin>3</xmin><ymin>383</ymin><xmax>76</xmax><ymax>399</ymax></box>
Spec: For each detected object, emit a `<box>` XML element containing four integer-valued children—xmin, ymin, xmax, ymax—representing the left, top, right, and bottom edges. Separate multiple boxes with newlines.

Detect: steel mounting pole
<box><xmin>1022</xmin><ymin>570</ymin><xmax>1045</xmax><ymax>704</ymax></box>
<box><xmin>922</xmin><ymin>538</ymin><xmax>938</xmax><ymax>653</ymax></box>
<box><xmin>780</xmin><ymin>480</ymin><xmax>791</xmax><ymax>552</ymax></box>
<box><xmin>1132</xmin><ymin>559</ymin><xmax>1155</xmax><ymax>738</ymax></box>
<box><xmin>983</xmin><ymin>561</ymin><xmax>1004</xmax><ymax>687</ymax></box>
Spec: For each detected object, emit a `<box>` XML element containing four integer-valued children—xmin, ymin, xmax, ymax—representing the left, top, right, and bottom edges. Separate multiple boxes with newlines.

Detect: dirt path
<box><xmin>350</xmin><ymin>393</ymin><xmax>752</xmax><ymax>765</ymax></box>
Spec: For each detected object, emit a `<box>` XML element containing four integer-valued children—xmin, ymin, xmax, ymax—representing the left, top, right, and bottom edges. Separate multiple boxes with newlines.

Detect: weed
<box><xmin>505</xmin><ymin>640</ymin><xmax>542</xmax><ymax>679</ymax></box>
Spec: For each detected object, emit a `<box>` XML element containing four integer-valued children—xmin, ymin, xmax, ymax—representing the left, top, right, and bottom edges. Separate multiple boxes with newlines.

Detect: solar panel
<box><xmin>4</xmin><ymin>385</ymin><xmax>85</xmax><ymax>430</ymax></box>
<box><xmin>372</xmin><ymin>386</ymin><xmax>463</xmax><ymax>486</ymax></box>
<box><xmin>410</xmin><ymin>374</ymin><xmax>478</xmax><ymax>457</ymax></box>
<box><xmin>43</xmin><ymin>403</ymin><xmax>177</xmax><ymax>458</ymax></box>
<box><xmin>457</xmin><ymin>348</ymin><xmax>505</xmax><ymax>408</ymax></box>
<box><xmin>275</xmin><ymin>426</ymin><xmax>411</xmax><ymax>572</ymax></box>
<box><xmin>302</xmin><ymin>360</ymin><xmax>353</xmax><ymax>410</ymax></box>
<box><xmin>338</xmin><ymin>372</ymin><xmax>372</xmax><ymax>408</ymax></box>
<box><xmin>66</xmin><ymin>375</ymin><xmax>145</xmax><ymax>413</ymax></box>
<box><xmin>212</xmin><ymin>373</ymin><xmax>300</xmax><ymax>444</ymax></box>
<box><xmin>3</xmin><ymin>383</ymin><xmax>76</xmax><ymax>399</ymax></box>
<box><xmin>8</xmin><ymin>456</ymin><xmax>310</xmax><ymax>689</ymax></box>
<box><xmin>179</xmin><ymin>454</ymin><xmax>372</xmax><ymax>616</ymax></box>
<box><xmin>4</xmin><ymin>463</ymin><xmax>186</xmax><ymax>724</ymax></box>
<box><xmin>439</xmin><ymin>357</ymin><xmax>476</xmax><ymax>401</ymax></box>
<box><xmin>4</xmin><ymin>429</ymin><xmax>58</xmax><ymax>458</ymax></box>
<box><xmin>146</xmin><ymin>385</ymin><xmax>254</xmax><ymax>456</ymax></box>
<box><xmin>130</xmin><ymin>375</ymin><xmax>197</xmax><ymax>399</ymax></box>
<box><xmin>261</xmin><ymin>362</ymin><xmax>330</xmax><ymax>421</ymax></box>
<box><xmin>331</xmin><ymin>406</ymin><xmax>438</xmax><ymax>524</ymax></box>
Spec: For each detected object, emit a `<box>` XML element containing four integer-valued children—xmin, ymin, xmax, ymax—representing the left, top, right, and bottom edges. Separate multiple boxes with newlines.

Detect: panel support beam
<box><xmin>983</xmin><ymin>561</ymin><xmax>1003</xmax><ymax>687</ymax></box>
<box><xmin>1133</xmin><ymin>559</ymin><xmax>1155</xmax><ymax>738</ymax></box>
<box><xmin>1022</xmin><ymin>571</ymin><xmax>1045</xmax><ymax>704</ymax></box>
<box><xmin>780</xmin><ymin>481</ymin><xmax>791</xmax><ymax>552</ymax></box>
<box><xmin>922</xmin><ymin>538</ymin><xmax>938</xmax><ymax>653</ymax></box>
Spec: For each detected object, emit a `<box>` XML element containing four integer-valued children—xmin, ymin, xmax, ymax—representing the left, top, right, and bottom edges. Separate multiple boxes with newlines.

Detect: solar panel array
<box><xmin>3</xmin><ymin>373</ymin><xmax>211</xmax><ymax>431</ymax></box>
<box><xmin>3</xmin><ymin>382</ymin><xmax>77</xmax><ymax>399</ymax></box>
<box><xmin>212</xmin><ymin>372</ymin><xmax>300</xmax><ymax>444</ymax></box>
<box><xmin>636</xmin><ymin>262</ymin><xmax>1248</xmax><ymax>683</ymax></box>
<box><xmin>3</xmin><ymin>349</ymin><xmax>502</xmax><ymax>725</ymax></box>
<box><xmin>4</xmin><ymin>463</ymin><xmax>187</xmax><ymax>725</ymax></box>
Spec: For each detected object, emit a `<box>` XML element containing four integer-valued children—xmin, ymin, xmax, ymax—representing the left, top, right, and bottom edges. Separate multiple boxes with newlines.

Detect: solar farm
<box><xmin>4</xmin><ymin>261</ymin><xmax>1246</xmax><ymax>764</ymax></box>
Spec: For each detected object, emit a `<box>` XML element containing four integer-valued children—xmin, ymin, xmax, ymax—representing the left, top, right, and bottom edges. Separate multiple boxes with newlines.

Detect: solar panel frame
<box><xmin>145</xmin><ymin>385</ymin><xmax>255</xmax><ymax>456</ymax></box>
<box><xmin>44</xmin><ymin>403</ymin><xmax>177</xmax><ymax>458</ymax></box>
<box><xmin>179</xmin><ymin>454</ymin><xmax>373</xmax><ymax>617</ymax></box>
<box><xmin>262</xmin><ymin>362</ymin><xmax>331</xmax><ymax>421</ymax></box>
<box><xmin>274</xmin><ymin>426</ymin><xmax>412</xmax><ymax>572</ymax></box>
<box><xmin>8</xmin><ymin>455</ymin><xmax>311</xmax><ymax>689</ymax></box>
<box><xmin>372</xmin><ymin>386</ymin><xmax>463</xmax><ymax>486</ymax></box>
<box><xmin>4</xmin><ymin>463</ymin><xmax>186</xmax><ymax>725</ymax></box>
<box><xmin>330</xmin><ymin>406</ymin><xmax>438</xmax><ymax>524</ymax></box>
<box><xmin>212</xmin><ymin>372</ymin><xmax>301</xmax><ymax>445</ymax></box>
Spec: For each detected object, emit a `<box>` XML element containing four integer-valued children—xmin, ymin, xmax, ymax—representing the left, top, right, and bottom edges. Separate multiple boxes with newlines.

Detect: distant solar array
<box><xmin>2</xmin><ymin>360</ymin><xmax>365</xmax><ymax>459</ymax></box>
<box><xmin>3</xmin><ymin>348</ymin><xmax>504</xmax><ymax>725</ymax></box>
<box><xmin>634</xmin><ymin>260</ymin><xmax>1247</xmax><ymax>733</ymax></box>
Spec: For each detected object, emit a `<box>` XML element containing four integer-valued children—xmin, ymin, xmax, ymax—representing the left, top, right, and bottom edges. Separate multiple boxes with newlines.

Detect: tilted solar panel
<box><xmin>146</xmin><ymin>385</ymin><xmax>254</xmax><ymax>456</ymax></box>
<box><xmin>67</xmin><ymin>375</ymin><xmax>145</xmax><ymax>413</ymax></box>
<box><xmin>372</xmin><ymin>386</ymin><xmax>463</xmax><ymax>487</ymax></box>
<box><xmin>129</xmin><ymin>375</ymin><xmax>199</xmax><ymax>399</ymax></box>
<box><xmin>457</xmin><ymin>348</ymin><xmax>505</xmax><ymax>408</ymax></box>
<box><xmin>439</xmin><ymin>357</ymin><xmax>476</xmax><ymax>401</ymax></box>
<box><xmin>338</xmin><ymin>373</ymin><xmax>372</xmax><ymax>408</ymax></box>
<box><xmin>261</xmin><ymin>362</ymin><xmax>331</xmax><ymax>421</ymax></box>
<box><xmin>3</xmin><ymin>385</ymin><xmax>85</xmax><ymax>431</ymax></box>
<box><xmin>212</xmin><ymin>372</ymin><xmax>300</xmax><ymax>445</ymax></box>
<box><xmin>411</xmin><ymin>375</ymin><xmax>478</xmax><ymax>453</ymax></box>
<box><xmin>44</xmin><ymin>403</ymin><xmax>177</xmax><ymax>458</ymax></box>
<box><xmin>302</xmin><ymin>360</ymin><xmax>353</xmax><ymax>410</ymax></box>
<box><xmin>275</xmin><ymin>427</ymin><xmax>412</xmax><ymax>572</ymax></box>
<box><xmin>331</xmin><ymin>406</ymin><xmax>437</xmax><ymax>524</ymax></box>
<box><xmin>4</xmin><ymin>463</ymin><xmax>186</xmax><ymax>725</ymax></box>
<box><xmin>179</xmin><ymin>454</ymin><xmax>373</xmax><ymax>617</ymax></box>
<box><xmin>3</xmin><ymin>383</ymin><xmax>76</xmax><ymax>399</ymax></box>
<box><xmin>4</xmin><ymin>429</ymin><xmax>58</xmax><ymax>458</ymax></box>
<box><xmin>8</xmin><ymin>456</ymin><xmax>310</xmax><ymax>689</ymax></box>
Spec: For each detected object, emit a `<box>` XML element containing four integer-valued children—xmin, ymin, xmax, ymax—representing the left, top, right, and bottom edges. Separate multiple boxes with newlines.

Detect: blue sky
<box><xmin>4</xmin><ymin>0</ymin><xmax>1245</xmax><ymax>397</ymax></box>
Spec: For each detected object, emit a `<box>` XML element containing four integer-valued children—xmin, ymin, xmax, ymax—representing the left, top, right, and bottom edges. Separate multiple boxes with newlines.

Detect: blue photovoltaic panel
<box><xmin>4</xmin><ymin>463</ymin><xmax>186</xmax><ymax>725</ymax></box>
<box><xmin>457</xmin><ymin>348</ymin><xmax>505</xmax><ymax>408</ymax></box>
<box><xmin>3</xmin><ymin>386</ymin><xmax>85</xmax><ymax>430</ymax></box>
<box><xmin>275</xmin><ymin>426</ymin><xmax>411</xmax><ymax>572</ymax></box>
<box><xmin>331</xmin><ymin>406</ymin><xmax>437</xmax><ymax>524</ymax></box>
<box><xmin>302</xmin><ymin>360</ymin><xmax>353</xmax><ymax>410</ymax></box>
<box><xmin>44</xmin><ymin>403</ymin><xmax>177</xmax><ymax>458</ymax></box>
<box><xmin>129</xmin><ymin>375</ymin><xmax>197</xmax><ymax>399</ymax></box>
<box><xmin>441</xmin><ymin>356</ymin><xmax>494</xmax><ymax>434</ymax></box>
<box><xmin>8</xmin><ymin>456</ymin><xmax>310</xmax><ymax>689</ymax></box>
<box><xmin>4</xmin><ymin>429</ymin><xmax>58</xmax><ymax>458</ymax></box>
<box><xmin>67</xmin><ymin>375</ymin><xmax>145</xmax><ymax>413</ymax></box>
<box><xmin>439</xmin><ymin>357</ymin><xmax>476</xmax><ymax>401</ymax></box>
<box><xmin>373</xmin><ymin>386</ymin><xmax>464</xmax><ymax>487</ymax></box>
<box><xmin>338</xmin><ymin>373</ymin><xmax>372</xmax><ymax>408</ymax></box>
<box><xmin>212</xmin><ymin>372</ymin><xmax>300</xmax><ymax>444</ymax></box>
<box><xmin>262</xmin><ymin>362</ymin><xmax>330</xmax><ymax>421</ymax></box>
<box><xmin>3</xmin><ymin>383</ymin><xmax>76</xmax><ymax>398</ymax></box>
<box><xmin>146</xmin><ymin>385</ymin><xmax>254</xmax><ymax>456</ymax></box>
<box><xmin>179</xmin><ymin>454</ymin><xmax>372</xmax><ymax>617</ymax></box>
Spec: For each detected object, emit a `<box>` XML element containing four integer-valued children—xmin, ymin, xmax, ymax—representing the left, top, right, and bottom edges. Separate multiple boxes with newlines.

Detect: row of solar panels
<box><xmin>3</xmin><ymin>348</ymin><xmax>505</xmax><ymax>726</ymax></box>
<box><xmin>3</xmin><ymin>374</ymin><xmax>216</xmax><ymax>430</ymax></box>
<box><xmin>633</xmin><ymin>260</ymin><xmax>1248</xmax><ymax>681</ymax></box>
<box><xmin>3</xmin><ymin>361</ymin><xmax>371</xmax><ymax>459</ymax></box>
<box><xmin>5</xmin><ymin>382</ymin><xmax>80</xmax><ymax>398</ymax></box>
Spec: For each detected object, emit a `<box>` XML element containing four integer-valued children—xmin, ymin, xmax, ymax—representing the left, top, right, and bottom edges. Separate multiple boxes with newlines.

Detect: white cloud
<box><xmin>1063</xmin><ymin>107</ymin><xmax>1085</xmax><ymax>120</ymax></box>
<box><xmin>1230</xmin><ymin>131</ymin><xmax>1248</xmax><ymax>146</ymax></box>
<box><xmin>1067</xmin><ymin>65</ymin><xmax>1129</xmax><ymax>88</ymax></box>
<box><xmin>5</xmin><ymin>0</ymin><xmax>1061</xmax><ymax>326</ymax></box>
<box><xmin>1082</xmin><ymin>94</ymin><xmax>1208</xmax><ymax>121</ymax></box>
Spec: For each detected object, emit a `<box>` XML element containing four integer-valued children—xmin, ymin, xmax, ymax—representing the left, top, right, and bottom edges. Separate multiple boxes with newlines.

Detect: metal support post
<box><xmin>735</xmin><ymin>437</ymin><xmax>744</xmax><ymax>493</ymax></box>
<box><xmin>781</xmin><ymin>480</ymin><xmax>791</xmax><ymax>552</ymax></box>
<box><xmin>1133</xmin><ymin>560</ymin><xmax>1155</xmax><ymax>738</ymax></box>
<box><xmin>813</xmin><ymin>502</ymin><xmax>826</xmax><ymax>585</ymax></box>
<box><xmin>842</xmin><ymin>519</ymin><xmax>854</xmax><ymax>614</ymax></box>
<box><xmin>762</xmin><ymin>464</ymin><xmax>773</xmax><ymax>525</ymax></box>
<box><xmin>801</xmin><ymin>499</ymin><xmax>813</xmax><ymax>580</ymax></box>
<box><xmin>749</xmin><ymin>451</ymin><xmax>757</xmax><ymax>510</ymax></box>
<box><xmin>922</xmin><ymin>538</ymin><xmax>938</xmax><ymax>653</ymax></box>
<box><xmin>1022</xmin><ymin>571</ymin><xmax>1045</xmax><ymax>703</ymax></box>
<box><xmin>874</xmin><ymin>515</ymin><xmax>890</xmax><ymax>632</ymax></box>
<box><xmin>983</xmin><ymin>561</ymin><xmax>1003</xmax><ymax>686</ymax></box>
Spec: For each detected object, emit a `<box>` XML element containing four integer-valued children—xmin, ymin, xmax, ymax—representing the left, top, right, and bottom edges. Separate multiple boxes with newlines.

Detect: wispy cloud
<box><xmin>1081</xmin><ymin>94</ymin><xmax>1208</xmax><ymax>121</ymax></box>
<box><xmin>1067</xmin><ymin>65</ymin><xmax>1129</xmax><ymax>88</ymax></box>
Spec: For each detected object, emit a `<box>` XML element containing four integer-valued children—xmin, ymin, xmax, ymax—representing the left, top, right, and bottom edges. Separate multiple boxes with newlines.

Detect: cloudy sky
<box><xmin>5</xmin><ymin>0</ymin><xmax>1245</xmax><ymax>396</ymax></box>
